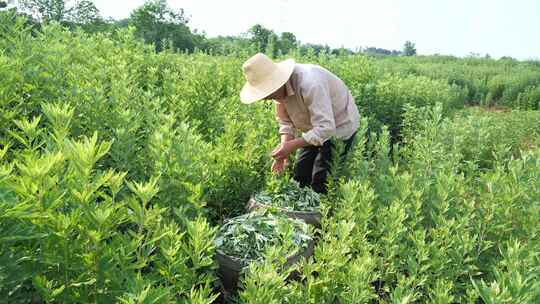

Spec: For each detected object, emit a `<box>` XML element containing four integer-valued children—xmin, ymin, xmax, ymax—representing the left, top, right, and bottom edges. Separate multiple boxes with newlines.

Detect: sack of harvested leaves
<box><xmin>214</xmin><ymin>211</ymin><xmax>314</xmax><ymax>290</ymax></box>
<box><xmin>248</xmin><ymin>177</ymin><xmax>322</xmax><ymax>225</ymax></box>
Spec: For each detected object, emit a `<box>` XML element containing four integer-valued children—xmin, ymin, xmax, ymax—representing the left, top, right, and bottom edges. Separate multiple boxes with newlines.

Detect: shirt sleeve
<box><xmin>301</xmin><ymin>83</ymin><xmax>336</xmax><ymax>146</ymax></box>
<box><xmin>274</xmin><ymin>101</ymin><xmax>296</xmax><ymax>136</ymax></box>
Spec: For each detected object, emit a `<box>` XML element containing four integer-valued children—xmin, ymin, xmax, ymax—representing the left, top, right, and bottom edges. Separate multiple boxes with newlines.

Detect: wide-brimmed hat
<box><xmin>240</xmin><ymin>53</ymin><xmax>295</xmax><ymax>104</ymax></box>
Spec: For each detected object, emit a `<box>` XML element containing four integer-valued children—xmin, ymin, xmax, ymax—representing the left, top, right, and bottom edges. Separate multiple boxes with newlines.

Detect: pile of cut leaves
<box><xmin>214</xmin><ymin>212</ymin><xmax>312</xmax><ymax>263</ymax></box>
<box><xmin>252</xmin><ymin>177</ymin><xmax>320</xmax><ymax>211</ymax></box>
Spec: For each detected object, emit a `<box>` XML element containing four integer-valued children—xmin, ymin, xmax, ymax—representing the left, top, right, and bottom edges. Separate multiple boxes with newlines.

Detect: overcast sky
<box><xmin>92</xmin><ymin>0</ymin><xmax>540</xmax><ymax>60</ymax></box>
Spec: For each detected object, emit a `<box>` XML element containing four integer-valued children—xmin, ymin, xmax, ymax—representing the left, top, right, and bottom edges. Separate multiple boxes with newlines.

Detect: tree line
<box><xmin>0</xmin><ymin>0</ymin><xmax>417</xmax><ymax>56</ymax></box>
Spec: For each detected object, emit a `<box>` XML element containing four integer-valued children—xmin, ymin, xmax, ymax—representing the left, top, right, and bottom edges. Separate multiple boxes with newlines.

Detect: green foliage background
<box><xmin>0</xmin><ymin>12</ymin><xmax>539</xmax><ymax>303</ymax></box>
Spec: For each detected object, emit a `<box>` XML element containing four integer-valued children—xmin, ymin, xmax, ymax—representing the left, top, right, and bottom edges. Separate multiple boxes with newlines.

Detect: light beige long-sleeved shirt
<box><xmin>275</xmin><ymin>64</ymin><xmax>360</xmax><ymax>146</ymax></box>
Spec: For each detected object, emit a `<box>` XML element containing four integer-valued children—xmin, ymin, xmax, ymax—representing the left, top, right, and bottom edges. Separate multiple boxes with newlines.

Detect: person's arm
<box><xmin>271</xmin><ymin>82</ymin><xmax>337</xmax><ymax>160</ymax></box>
<box><xmin>275</xmin><ymin>101</ymin><xmax>296</xmax><ymax>142</ymax></box>
<box><xmin>272</xmin><ymin>102</ymin><xmax>310</xmax><ymax>160</ymax></box>
<box><xmin>271</xmin><ymin>102</ymin><xmax>295</xmax><ymax>173</ymax></box>
<box><xmin>301</xmin><ymin>82</ymin><xmax>336</xmax><ymax>146</ymax></box>
<box><xmin>272</xmin><ymin>133</ymin><xmax>310</xmax><ymax>161</ymax></box>
<box><xmin>281</xmin><ymin>133</ymin><xmax>294</xmax><ymax>143</ymax></box>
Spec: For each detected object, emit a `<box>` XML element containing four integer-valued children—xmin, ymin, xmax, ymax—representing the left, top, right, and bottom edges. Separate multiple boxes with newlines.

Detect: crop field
<box><xmin>1</xmin><ymin>13</ymin><xmax>539</xmax><ymax>304</ymax></box>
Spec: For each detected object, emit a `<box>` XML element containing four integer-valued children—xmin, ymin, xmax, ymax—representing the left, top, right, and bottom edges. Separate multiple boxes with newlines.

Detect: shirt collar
<box><xmin>285</xmin><ymin>79</ymin><xmax>295</xmax><ymax>97</ymax></box>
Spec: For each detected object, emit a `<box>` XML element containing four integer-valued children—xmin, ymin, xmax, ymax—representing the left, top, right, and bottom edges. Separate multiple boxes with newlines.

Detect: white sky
<box><xmin>92</xmin><ymin>0</ymin><xmax>540</xmax><ymax>60</ymax></box>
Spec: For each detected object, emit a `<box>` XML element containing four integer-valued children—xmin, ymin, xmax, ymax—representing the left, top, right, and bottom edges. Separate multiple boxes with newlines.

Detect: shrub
<box><xmin>359</xmin><ymin>74</ymin><xmax>465</xmax><ymax>139</ymax></box>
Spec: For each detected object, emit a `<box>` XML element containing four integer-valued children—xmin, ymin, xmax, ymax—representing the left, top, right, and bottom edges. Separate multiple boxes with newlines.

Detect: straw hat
<box><xmin>240</xmin><ymin>53</ymin><xmax>296</xmax><ymax>104</ymax></box>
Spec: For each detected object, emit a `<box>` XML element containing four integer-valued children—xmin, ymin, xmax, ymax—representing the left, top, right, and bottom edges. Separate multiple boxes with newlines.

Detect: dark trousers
<box><xmin>293</xmin><ymin>132</ymin><xmax>356</xmax><ymax>194</ymax></box>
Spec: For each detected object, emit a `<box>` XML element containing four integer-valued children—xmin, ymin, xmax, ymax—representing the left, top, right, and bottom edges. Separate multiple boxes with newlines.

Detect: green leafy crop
<box><xmin>252</xmin><ymin>177</ymin><xmax>320</xmax><ymax>212</ymax></box>
<box><xmin>214</xmin><ymin>212</ymin><xmax>312</xmax><ymax>263</ymax></box>
<box><xmin>1</xmin><ymin>12</ymin><xmax>540</xmax><ymax>303</ymax></box>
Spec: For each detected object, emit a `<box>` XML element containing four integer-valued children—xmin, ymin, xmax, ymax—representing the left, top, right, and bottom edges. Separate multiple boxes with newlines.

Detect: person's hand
<box><xmin>271</xmin><ymin>158</ymin><xmax>289</xmax><ymax>175</ymax></box>
<box><xmin>271</xmin><ymin>141</ymin><xmax>296</xmax><ymax>160</ymax></box>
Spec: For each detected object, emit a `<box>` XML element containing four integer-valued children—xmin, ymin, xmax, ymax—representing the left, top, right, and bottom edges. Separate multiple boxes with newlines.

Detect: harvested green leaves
<box><xmin>214</xmin><ymin>212</ymin><xmax>312</xmax><ymax>263</ymax></box>
<box><xmin>253</xmin><ymin>178</ymin><xmax>320</xmax><ymax>211</ymax></box>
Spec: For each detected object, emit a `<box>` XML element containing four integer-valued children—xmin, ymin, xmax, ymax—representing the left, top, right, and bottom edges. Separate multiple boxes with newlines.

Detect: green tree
<box><xmin>18</xmin><ymin>0</ymin><xmax>102</xmax><ymax>25</ymax></box>
<box><xmin>205</xmin><ymin>35</ymin><xmax>253</xmax><ymax>55</ymax></box>
<box><xmin>67</xmin><ymin>0</ymin><xmax>99</xmax><ymax>24</ymax></box>
<box><xmin>298</xmin><ymin>43</ymin><xmax>330</xmax><ymax>56</ymax></box>
<box><xmin>129</xmin><ymin>0</ymin><xmax>200</xmax><ymax>52</ymax></box>
<box><xmin>248</xmin><ymin>24</ymin><xmax>274</xmax><ymax>52</ymax></box>
<box><xmin>364</xmin><ymin>46</ymin><xmax>401</xmax><ymax>56</ymax></box>
<box><xmin>19</xmin><ymin>0</ymin><xmax>67</xmax><ymax>22</ymax></box>
<box><xmin>265</xmin><ymin>32</ymin><xmax>278</xmax><ymax>57</ymax></box>
<box><xmin>403</xmin><ymin>40</ymin><xmax>417</xmax><ymax>56</ymax></box>
<box><xmin>278</xmin><ymin>32</ymin><xmax>297</xmax><ymax>54</ymax></box>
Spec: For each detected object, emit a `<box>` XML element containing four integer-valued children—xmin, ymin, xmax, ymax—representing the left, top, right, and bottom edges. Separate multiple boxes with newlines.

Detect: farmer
<box><xmin>240</xmin><ymin>53</ymin><xmax>360</xmax><ymax>194</ymax></box>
